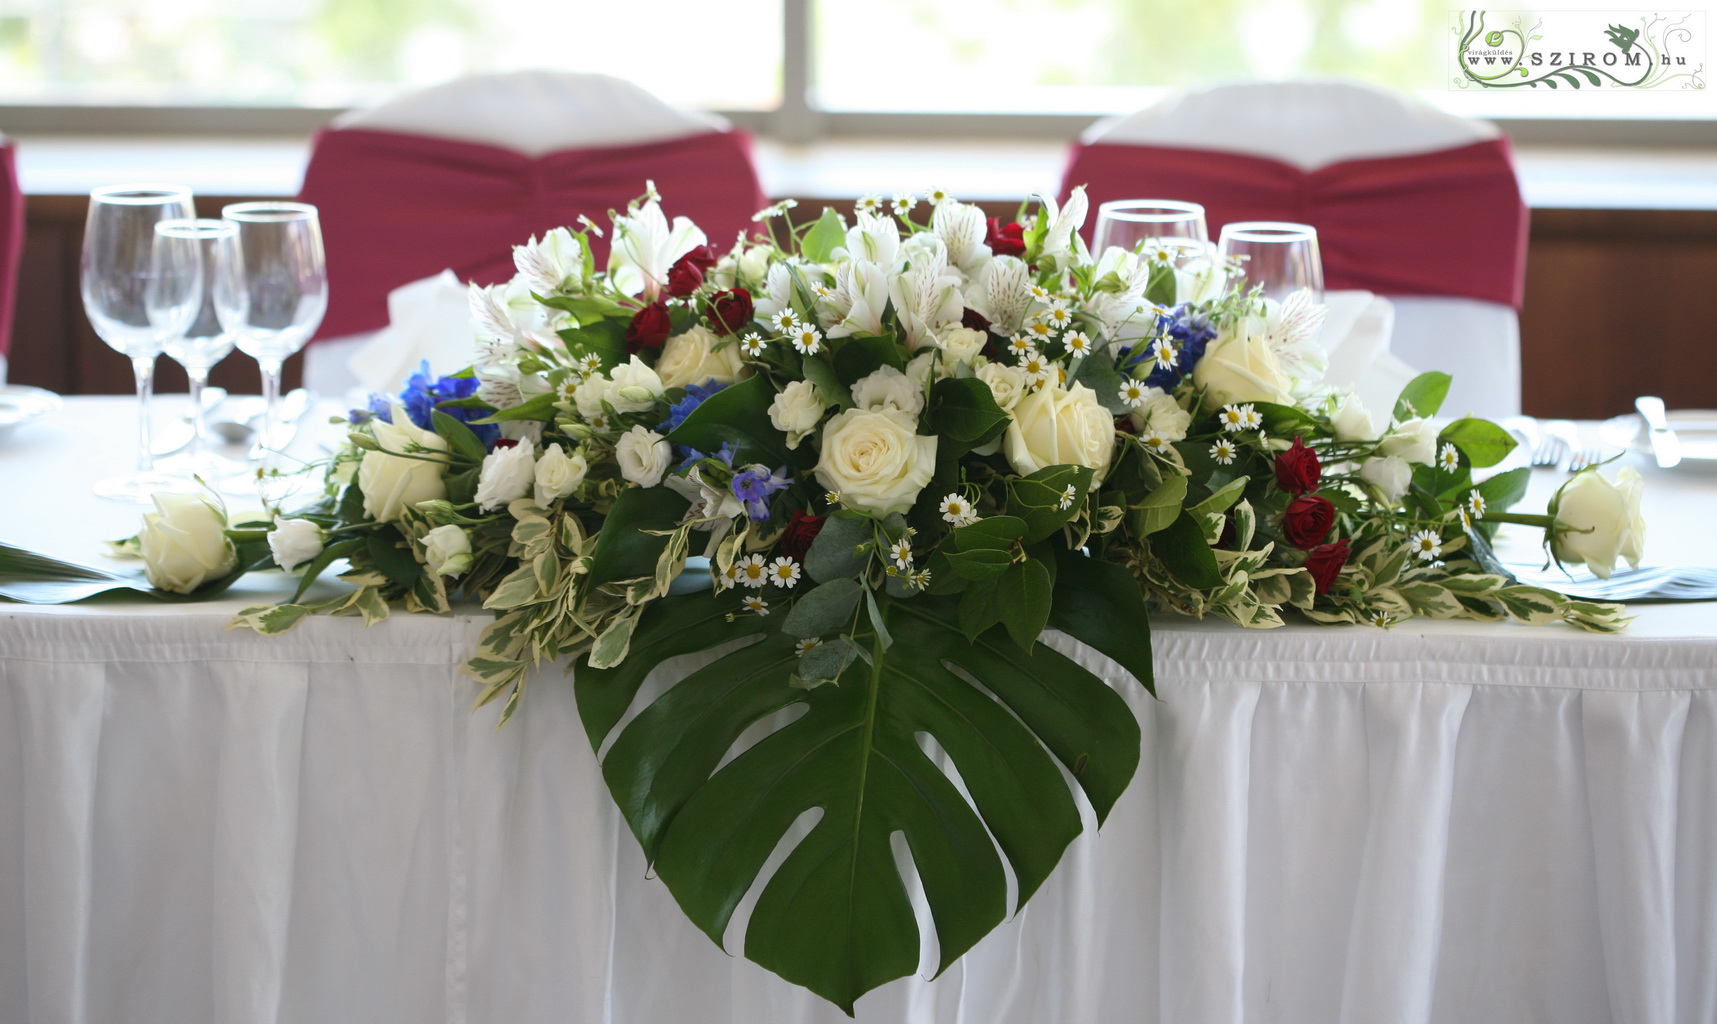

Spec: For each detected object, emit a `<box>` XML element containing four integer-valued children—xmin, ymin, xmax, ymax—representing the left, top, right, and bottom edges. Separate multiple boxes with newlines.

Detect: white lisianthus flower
<box><xmin>904</xmin><ymin>351</ymin><xmax>939</xmax><ymax>387</ymax></box>
<box><xmin>1192</xmin><ymin>323</ymin><xmax>1295</xmax><ymax>410</ymax></box>
<box><xmin>1004</xmin><ymin>380</ymin><xmax>1116</xmax><ymax>482</ymax></box>
<box><xmin>1331</xmin><ymin>392</ymin><xmax>1376</xmax><ymax>441</ymax></box>
<box><xmin>1359</xmin><ymin>455</ymin><xmax>1412</xmax><ymax>504</ymax></box>
<box><xmin>608</xmin><ymin>198</ymin><xmax>706</xmax><ymax>300</ymax></box>
<box><xmin>851</xmin><ymin>365</ymin><xmax>926</xmax><ymax>418</ymax></box>
<box><xmin>513</xmin><ymin>227</ymin><xmax>584</xmax><ymax>295</ymax></box>
<box><xmin>813</xmin><ymin>408</ymin><xmax>938</xmax><ymax>517</ymax></box>
<box><xmin>420</xmin><ymin>524</ymin><xmax>474</xmax><ymax>578</ymax></box>
<box><xmin>607</xmin><ymin>355</ymin><xmax>666</xmax><ymax>413</ymax></box>
<box><xmin>655</xmin><ymin>324</ymin><xmax>749</xmax><ymax>390</ymax></box>
<box><xmin>768</xmin><ymin>380</ymin><xmax>828</xmax><ymax>450</ymax></box>
<box><xmin>360</xmin><ymin>411</ymin><xmax>449</xmax><ymax>522</ymax></box>
<box><xmin>935</xmin><ymin>326</ymin><xmax>987</xmax><ymax>367</ymax></box>
<box><xmin>616</xmin><ymin>426</ymin><xmax>672</xmax><ymax>487</ymax></box>
<box><xmin>268</xmin><ymin>518</ymin><xmax>325</xmax><ymax>574</ymax></box>
<box><xmin>1380</xmin><ymin>417</ymin><xmax>1439</xmax><ymax>466</ymax></box>
<box><xmin>975</xmin><ymin>361</ymin><xmax>1029</xmax><ymax>412</ymax></box>
<box><xmin>139</xmin><ymin>493</ymin><xmax>237</xmax><ymax>594</ymax></box>
<box><xmin>474</xmin><ymin>438</ymin><xmax>538</xmax><ymax>512</ymax></box>
<box><xmin>533</xmin><ymin>442</ymin><xmax>588</xmax><ymax>506</ymax></box>
<box><xmin>1127</xmin><ymin>387</ymin><xmax>1193</xmax><ymax>442</ymax></box>
<box><xmin>1550</xmin><ymin>466</ymin><xmax>1646</xmax><ymax>579</ymax></box>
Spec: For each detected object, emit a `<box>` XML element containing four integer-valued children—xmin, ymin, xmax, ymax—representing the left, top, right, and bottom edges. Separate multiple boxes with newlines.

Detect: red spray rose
<box><xmin>1274</xmin><ymin>436</ymin><xmax>1322</xmax><ymax>495</ymax></box>
<box><xmin>961</xmin><ymin>307</ymin><xmax>992</xmax><ymax>333</ymax></box>
<box><xmin>986</xmin><ymin>217</ymin><xmax>1027</xmax><ymax>257</ymax></box>
<box><xmin>1281</xmin><ymin>495</ymin><xmax>1336</xmax><ymax>550</ymax></box>
<box><xmin>707</xmin><ymin>288</ymin><xmax>754</xmax><ymax>336</ymax></box>
<box><xmin>779</xmin><ymin>510</ymin><xmax>827</xmax><ymax>561</ymax></box>
<box><xmin>1303</xmin><ymin>539</ymin><xmax>1351</xmax><ymax>595</ymax></box>
<box><xmin>666</xmin><ymin>245</ymin><xmax>717</xmax><ymax>297</ymax></box>
<box><xmin>624</xmin><ymin>301</ymin><xmax>671</xmax><ymax>354</ymax></box>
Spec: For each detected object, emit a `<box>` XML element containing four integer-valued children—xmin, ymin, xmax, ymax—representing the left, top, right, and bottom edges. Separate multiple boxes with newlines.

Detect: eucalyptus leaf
<box><xmin>803</xmin><ymin>513</ymin><xmax>872</xmax><ymax>583</ymax></box>
<box><xmin>781</xmin><ymin>578</ymin><xmax>863</xmax><ymax>639</ymax></box>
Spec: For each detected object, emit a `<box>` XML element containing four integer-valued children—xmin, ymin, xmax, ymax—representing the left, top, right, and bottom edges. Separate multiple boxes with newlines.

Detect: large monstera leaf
<box><xmin>574</xmin><ymin>559</ymin><xmax>1151</xmax><ymax>1014</ymax></box>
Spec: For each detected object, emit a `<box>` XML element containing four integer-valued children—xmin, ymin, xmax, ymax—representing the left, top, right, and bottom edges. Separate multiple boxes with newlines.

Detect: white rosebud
<box><xmin>474</xmin><ymin>439</ymin><xmax>538</xmax><ymax>512</ymax></box>
<box><xmin>975</xmin><ymin>361</ymin><xmax>1029</xmax><ymax>412</ymax></box>
<box><xmin>268</xmin><ymin>518</ymin><xmax>325</xmax><ymax>574</ymax></box>
<box><xmin>850</xmin><ymin>365</ymin><xmax>926</xmax><ymax>418</ymax></box>
<box><xmin>616</xmin><ymin>426</ymin><xmax>672</xmax><ymax>487</ymax></box>
<box><xmin>139</xmin><ymin>493</ymin><xmax>237</xmax><ymax>595</ymax></box>
<box><xmin>1551</xmin><ymin>466</ymin><xmax>1645</xmax><ymax>579</ymax></box>
<box><xmin>607</xmin><ymin>355</ymin><xmax>666</xmax><ymax>414</ymax></box>
<box><xmin>1004</xmin><ymin>381</ymin><xmax>1116</xmax><ymax>483</ymax></box>
<box><xmin>420</xmin><ymin>524</ymin><xmax>474</xmax><ymax>579</ymax></box>
<box><xmin>654</xmin><ymin>324</ymin><xmax>748</xmax><ymax>390</ymax></box>
<box><xmin>813</xmin><ymin>408</ymin><xmax>938</xmax><ymax>517</ymax></box>
<box><xmin>935</xmin><ymin>326</ymin><xmax>988</xmax><ymax>367</ymax></box>
<box><xmin>1380</xmin><ymin>417</ymin><xmax>1438</xmax><ymax>466</ymax></box>
<box><xmin>768</xmin><ymin>380</ymin><xmax>827</xmax><ymax>450</ymax></box>
<box><xmin>1127</xmin><ymin>387</ymin><xmax>1192</xmax><ymax>442</ymax></box>
<box><xmin>359</xmin><ymin>411</ymin><xmax>450</xmax><ymax>522</ymax></box>
<box><xmin>1331</xmin><ymin>392</ymin><xmax>1376</xmax><ymax>441</ymax></box>
<box><xmin>533</xmin><ymin>442</ymin><xmax>588</xmax><ymax>506</ymax></box>
<box><xmin>1359</xmin><ymin>455</ymin><xmax>1412</xmax><ymax>504</ymax></box>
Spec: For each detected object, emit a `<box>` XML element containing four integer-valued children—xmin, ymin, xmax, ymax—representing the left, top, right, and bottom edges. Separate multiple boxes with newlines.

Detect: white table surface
<box><xmin>2</xmin><ymin>396</ymin><xmax>1715</xmax><ymax>1024</ymax></box>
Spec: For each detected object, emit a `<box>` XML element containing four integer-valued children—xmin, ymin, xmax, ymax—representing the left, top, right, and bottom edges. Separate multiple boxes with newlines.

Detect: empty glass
<box><xmin>1092</xmin><ymin>200</ymin><xmax>1209</xmax><ymax>257</ymax></box>
<box><xmin>1216</xmin><ymin>221</ymin><xmax>1324</xmax><ymax>302</ymax></box>
<box><xmin>149</xmin><ymin>218</ymin><xmax>242</xmax><ymax>481</ymax></box>
<box><xmin>81</xmin><ymin>184</ymin><xmax>200</xmax><ymax>502</ymax></box>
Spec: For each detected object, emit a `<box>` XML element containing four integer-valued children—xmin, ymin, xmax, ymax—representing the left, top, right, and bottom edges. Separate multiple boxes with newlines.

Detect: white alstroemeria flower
<box><xmin>932</xmin><ymin>199</ymin><xmax>991</xmax><ymax>276</ymax></box>
<box><xmin>468</xmin><ymin>279</ymin><xmax>562</xmax><ymax>364</ymax></box>
<box><xmin>826</xmin><ymin>260</ymin><xmax>891</xmax><ymax>339</ymax></box>
<box><xmin>964</xmin><ymin>256</ymin><xmax>1033</xmax><ymax>336</ymax></box>
<box><xmin>1250</xmin><ymin>290</ymin><xmax>1329</xmax><ymax>397</ymax></box>
<box><xmin>513</xmin><ymin>227</ymin><xmax>584</xmax><ymax>295</ymax></box>
<box><xmin>1034</xmin><ymin>185</ymin><xmax>1090</xmax><ymax>268</ymax></box>
<box><xmin>476</xmin><ymin>364</ymin><xmax>552</xmax><ymax>411</ymax></box>
<box><xmin>752</xmin><ymin>261</ymin><xmax>799</xmax><ymax>325</ymax></box>
<box><xmin>607</xmin><ymin>199</ymin><xmax>706</xmax><ymax>300</ymax></box>
<box><xmin>835</xmin><ymin>212</ymin><xmax>901</xmax><ymax>268</ymax></box>
<box><xmin>1174</xmin><ymin>255</ymin><xmax>1229</xmax><ymax>306</ymax></box>
<box><xmin>664</xmin><ymin>464</ymin><xmax>747</xmax><ymax>530</ymax></box>
<box><xmin>890</xmin><ymin>240</ymin><xmax>964</xmax><ymax>351</ymax></box>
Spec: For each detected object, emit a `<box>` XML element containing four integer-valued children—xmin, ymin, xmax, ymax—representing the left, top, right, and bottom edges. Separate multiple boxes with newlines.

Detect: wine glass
<box><xmin>217</xmin><ymin>202</ymin><xmax>327</xmax><ymax>474</ymax></box>
<box><xmin>81</xmin><ymin>184</ymin><xmax>201</xmax><ymax>502</ymax></box>
<box><xmin>1217</xmin><ymin>221</ymin><xmax>1324</xmax><ymax>302</ymax></box>
<box><xmin>149</xmin><ymin>218</ymin><xmax>242</xmax><ymax>481</ymax></box>
<box><xmin>1092</xmin><ymin>200</ymin><xmax>1209</xmax><ymax>259</ymax></box>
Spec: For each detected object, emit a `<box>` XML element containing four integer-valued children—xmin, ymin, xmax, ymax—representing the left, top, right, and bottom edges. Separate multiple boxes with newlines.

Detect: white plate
<box><xmin>0</xmin><ymin>384</ymin><xmax>63</xmax><ymax>439</ymax></box>
<box><xmin>1600</xmin><ymin>408</ymin><xmax>1717</xmax><ymax>469</ymax></box>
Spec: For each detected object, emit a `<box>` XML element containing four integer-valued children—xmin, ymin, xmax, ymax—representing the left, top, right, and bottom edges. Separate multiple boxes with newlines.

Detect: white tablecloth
<box><xmin>3</xmin><ymin>398</ymin><xmax>1715</xmax><ymax>1024</ymax></box>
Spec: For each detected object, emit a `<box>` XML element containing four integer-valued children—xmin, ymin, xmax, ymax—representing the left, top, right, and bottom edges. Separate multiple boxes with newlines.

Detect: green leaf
<box><xmin>291</xmin><ymin>536</ymin><xmax>365</xmax><ymax>602</ymax></box>
<box><xmin>945</xmin><ymin>546</ymin><xmax>1013</xmax><ymax>580</ymax></box>
<box><xmin>1047</xmin><ymin>549</ymin><xmax>1154</xmax><ymax>696</ymax></box>
<box><xmin>0</xmin><ymin>541</ymin><xmax>156</xmax><ymax>603</ymax></box>
<box><xmin>469</xmin><ymin>391</ymin><xmax>560</xmax><ymax>424</ymax></box>
<box><xmin>365</xmin><ymin>527</ymin><xmax>423</xmax><ymax>591</ymax></box>
<box><xmin>1144</xmin><ymin>260</ymin><xmax>1177</xmax><ymax>306</ymax></box>
<box><xmin>1006</xmin><ymin>464</ymin><xmax>1095</xmax><ymax>545</ymax></box>
<box><xmin>1152</xmin><ymin>510</ymin><xmax>1224</xmax><ymax>589</ymax></box>
<box><xmin>1070</xmin><ymin>356</ymin><xmax>1130</xmax><ymax>415</ymax></box>
<box><xmin>998</xmin><ymin>557</ymin><xmax>1053</xmax><ymax>650</ymax></box>
<box><xmin>927</xmin><ymin>377</ymin><xmax>1009</xmax><ymax>447</ymax></box>
<box><xmin>1131</xmin><ymin>475</ymin><xmax>1187</xmax><ymax>536</ymax></box>
<box><xmin>1477</xmin><ymin>465</ymin><xmax>1532</xmax><ymax>514</ymax></box>
<box><xmin>803</xmin><ymin>513</ymin><xmax>873</xmax><ymax>583</ymax></box>
<box><xmin>1252</xmin><ymin>402</ymin><xmax>1320</xmax><ymax>435</ymax></box>
<box><xmin>431</xmin><ymin>409</ymin><xmax>489</xmax><ymax>462</ymax></box>
<box><xmin>1441</xmin><ymin>417</ymin><xmax>1518</xmax><ymax>468</ymax></box>
<box><xmin>781</xmin><ymin>578</ymin><xmax>863</xmax><ymax>639</ymax></box>
<box><xmin>577</xmin><ymin>592</ymin><xmax>1138</xmax><ymax>1013</ymax></box>
<box><xmin>666</xmin><ymin>374</ymin><xmax>793</xmax><ymax>469</ymax></box>
<box><xmin>799</xmin><ymin>207</ymin><xmax>847</xmax><ymax>263</ymax></box>
<box><xmin>1189</xmin><ymin>475</ymin><xmax>1249</xmax><ymax>518</ymax></box>
<box><xmin>798</xmin><ymin>355</ymin><xmax>853</xmax><ymax>409</ymax></box>
<box><xmin>831</xmin><ymin>334</ymin><xmax>906</xmax><ymax>386</ymax></box>
<box><xmin>586</xmin><ymin>487</ymin><xmax>693</xmax><ymax>592</ymax></box>
<box><xmin>1393</xmin><ymin>371</ymin><xmax>1452</xmax><ymax>421</ymax></box>
<box><xmin>558</xmin><ymin>318</ymin><xmax>629</xmax><ymax>369</ymax></box>
<box><xmin>949</xmin><ymin>515</ymin><xmax>1026</xmax><ymax>551</ymax></box>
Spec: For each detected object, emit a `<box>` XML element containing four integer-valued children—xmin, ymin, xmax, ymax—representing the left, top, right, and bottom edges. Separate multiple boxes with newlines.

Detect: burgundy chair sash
<box><xmin>1061</xmin><ymin>138</ymin><xmax>1528</xmax><ymax>309</ymax></box>
<box><xmin>297</xmin><ymin>128</ymin><xmax>769</xmax><ymax>340</ymax></box>
<box><xmin>0</xmin><ymin>144</ymin><xmax>24</xmax><ymax>360</ymax></box>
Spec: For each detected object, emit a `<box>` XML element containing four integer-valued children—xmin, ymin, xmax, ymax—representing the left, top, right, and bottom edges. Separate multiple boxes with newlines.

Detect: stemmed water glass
<box><xmin>1216</xmin><ymin>221</ymin><xmax>1324</xmax><ymax>302</ymax></box>
<box><xmin>217</xmin><ymin>202</ymin><xmax>327</xmax><ymax>477</ymax></box>
<box><xmin>147</xmin><ymin>218</ymin><xmax>243</xmax><ymax>482</ymax></box>
<box><xmin>1092</xmin><ymin>200</ymin><xmax>1210</xmax><ymax>262</ymax></box>
<box><xmin>81</xmin><ymin>184</ymin><xmax>201</xmax><ymax>502</ymax></box>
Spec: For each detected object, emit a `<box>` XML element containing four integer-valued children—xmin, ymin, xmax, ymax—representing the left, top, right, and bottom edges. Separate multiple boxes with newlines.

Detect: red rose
<box><xmin>707</xmin><ymin>288</ymin><xmax>754</xmax><ymax>336</ymax></box>
<box><xmin>624</xmin><ymin>301</ymin><xmax>671</xmax><ymax>354</ymax></box>
<box><xmin>779</xmin><ymin>509</ymin><xmax>827</xmax><ymax>560</ymax></box>
<box><xmin>1281</xmin><ymin>495</ymin><xmax>1336</xmax><ymax>550</ymax></box>
<box><xmin>666</xmin><ymin>245</ymin><xmax>717</xmax><ymax>297</ymax></box>
<box><xmin>1274</xmin><ymin>436</ymin><xmax>1322</xmax><ymax>495</ymax></box>
<box><xmin>986</xmin><ymin>217</ymin><xmax>1027</xmax><ymax>257</ymax></box>
<box><xmin>961</xmin><ymin>307</ymin><xmax>992</xmax><ymax>333</ymax></box>
<box><xmin>1303</xmin><ymin>538</ymin><xmax>1351</xmax><ymax>595</ymax></box>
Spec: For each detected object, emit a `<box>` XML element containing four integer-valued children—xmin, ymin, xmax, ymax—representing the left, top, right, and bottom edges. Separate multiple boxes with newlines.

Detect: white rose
<box><xmin>1005</xmin><ymin>381</ymin><xmax>1117</xmax><ymax>482</ymax></box>
<box><xmin>1379</xmin><ymin>417</ymin><xmax>1438</xmax><ymax>466</ymax></box>
<box><xmin>1127</xmin><ymin>387</ymin><xmax>1192</xmax><ymax>442</ymax></box>
<box><xmin>139</xmin><ymin>492</ymin><xmax>237</xmax><ymax>594</ymax></box>
<box><xmin>655</xmin><ymin>324</ymin><xmax>748</xmax><ymax>390</ymax></box>
<box><xmin>935</xmin><ymin>326</ymin><xmax>988</xmax><ymax>367</ymax></box>
<box><xmin>850</xmin><ymin>365</ymin><xmax>926</xmax><ymax>418</ymax></box>
<box><xmin>474</xmin><ymin>438</ymin><xmax>538</xmax><ymax>512</ymax></box>
<box><xmin>1331</xmin><ymin>392</ymin><xmax>1376</xmax><ymax>441</ymax></box>
<box><xmin>905</xmin><ymin>351</ymin><xmax>939</xmax><ymax>386</ymax></box>
<box><xmin>607</xmin><ymin>355</ymin><xmax>666</xmax><ymax>414</ymax></box>
<box><xmin>616</xmin><ymin>426</ymin><xmax>673</xmax><ymax>487</ymax></box>
<box><xmin>359</xmin><ymin>412</ymin><xmax>449</xmax><ymax>522</ymax></box>
<box><xmin>574</xmin><ymin>373</ymin><xmax>614</xmax><ymax>421</ymax></box>
<box><xmin>1551</xmin><ymin>466</ymin><xmax>1645</xmax><ymax>579</ymax></box>
<box><xmin>420</xmin><ymin>524</ymin><xmax>474</xmax><ymax>579</ymax></box>
<box><xmin>813</xmin><ymin>408</ymin><xmax>938</xmax><ymax>516</ymax></box>
<box><xmin>768</xmin><ymin>380</ymin><xmax>827</xmax><ymax>450</ymax></box>
<box><xmin>1192</xmin><ymin>324</ymin><xmax>1294</xmax><ymax>410</ymax></box>
<box><xmin>1359</xmin><ymin>455</ymin><xmax>1412</xmax><ymax>504</ymax></box>
<box><xmin>976</xmin><ymin>361</ymin><xmax>1029</xmax><ymax>412</ymax></box>
<box><xmin>533</xmin><ymin>442</ymin><xmax>588</xmax><ymax>506</ymax></box>
<box><xmin>268</xmin><ymin>518</ymin><xmax>325</xmax><ymax>574</ymax></box>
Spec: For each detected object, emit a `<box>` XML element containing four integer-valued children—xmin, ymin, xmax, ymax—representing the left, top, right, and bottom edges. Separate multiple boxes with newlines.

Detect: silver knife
<box><xmin>1634</xmin><ymin>395</ymin><xmax>1682</xmax><ymax>469</ymax></box>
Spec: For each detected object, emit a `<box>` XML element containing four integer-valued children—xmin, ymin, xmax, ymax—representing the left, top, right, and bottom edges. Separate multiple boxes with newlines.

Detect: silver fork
<box><xmin>1542</xmin><ymin>420</ymin><xmax>1604</xmax><ymax>472</ymax></box>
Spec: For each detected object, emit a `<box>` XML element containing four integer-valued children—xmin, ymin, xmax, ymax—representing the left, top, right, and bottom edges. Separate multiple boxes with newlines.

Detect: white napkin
<box><xmin>345</xmin><ymin>270</ymin><xmax>477</xmax><ymax>395</ymax></box>
<box><xmin>1315</xmin><ymin>290</ymin><xmax>1418</xmax><ymax>419</ymax></box>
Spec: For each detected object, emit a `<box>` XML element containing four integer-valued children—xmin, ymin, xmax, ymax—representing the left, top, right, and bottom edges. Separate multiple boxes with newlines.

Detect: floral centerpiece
<box><xmin>0</xmin><ymin>184</ymin><xmax>1640</xmax><ymax>1014</ymax></box>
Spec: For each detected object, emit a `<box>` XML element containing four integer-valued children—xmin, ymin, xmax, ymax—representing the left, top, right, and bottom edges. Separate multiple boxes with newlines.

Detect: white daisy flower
<box><xmin>579</xmin><ymin>353</ymin><xmax>603</xmax><ymax>374</ymax></box>
<box><xmin>1029</xmin><ymin>284</ymin><xmax>1052</xmax><ymax>301</ymax></box>
<box><xmin>556</xmin><ymin>378</ymin><xmax>580</xmax><ymax>402</ymax></box>
<box><xmin>1410</xmin><ymin>529</ymin><xmax>1442</xmax><ymax>562</ymax></box>
<box><xmin>1149</xmin><ymin>339</ymin><xmax>1178</xmax><ymax>368</ymax></box>
<box><xmin>768</xmin><ymin>556</ymin><xmax>803</xmax><ymax>588</ymax></box>
<box><xmin>1210</xmin><ymin>439</ymin><xmax>1238</xmax><ymax>465</ymax></box>
<box><xmin>1467</xmin><ymin>493</ymin><xmax>1488</xmax><ymax>519</ymax></box>
<box><xmin>740</xmin><ymin>332</ymin><xmax>766</xmax><ymax>357</ymax></box>
<box><xmin>824</xmin><ymin>490</ymin><xmax>842</xmax><ymax>506</ymax></box>
<box><xmin>737</xmin><ymin>554</ymin><xmax>769</xmax><ymax>588</ymax></box>
<box><xmin>855</xmin><ymin>194</ymin><xmax>883</xmax><ymax>215</ymax></box>
<box><xmin>742</xmin><ymin>595</ymin><xmax>770</xmax><ymax>615</ymax></box>
<box><xmin>1008</xmin><ymin>334</ymin><xmax>1034</xmax><ymax>355</ymax></box>
<box><xmin>888</xmin><ymin>538</ymin><xmax>913</xmax><ymax>570</ymax></box>
<box><xmin>1439</xmin><ymin>443</ymin><xmax>1461</xmax><ymax>472</ymax></box>
<box><xmin>795</xmin><ymin>637</ymin><xmax>824</xmax><ymax>654</ymax></box>
<box><xmin>891</xmin><ymin>193</ymin><xmax>918</xmax><ymax>217</ymax></box>
<box><xmin>1057</xmin><ymin>484</ymin><xmax>1077</xmax><ymax>511</ymax></box>
<box><xmin>908</xmin><ymin>569</ymin><xmax>932</xmax><ymax>588</ymax></box>
<box><xmin>1218</xmin><ymin>405</ymin><xmax>1250</xmax><ymax>432</ymax></box>
<box><xmin>1369</xmin><ymin>611</ymin><xmax>1395</xmax><ymax>628</ymax></box>
<box><xmin>1063</xmin><ymin>330</ymin><xmax>1093</xmax><ymax>356</ymax></box>
<box><xmin>1043</xmin><ymin>305</ymin><xmax>1075</xmax><ymax>328</ymax></box>
<box><xmin>1242</xmin><ymin>405</ymin><xmax>1264</xmax><ymax>430</ymax></box>
<box><xmin>718</xmin><ymin>562</ymin><xmax>743</xmax><ymax>590</ymax></box>
<box><xmin>751</xmin><ymin>198</ymin><xmax>799</xmax><ymax>222</ymax></box>
<box><xmin>939</xmin><ymin>493</ymin><xmax>979</xmax><ymax>527</ymax></box>
<box><xmin>1118</xmin><ymin>380</ymin><xmax>1150</xmax><ymax>409</ymax></box>
<box><xmin>770</xmin><ymin>309</ymin><xmax>802</xmax><ymax>335</ymax></box>
<box><xmin>1019</xmin><ymin>351</ymin><xmax>1054</xmax><ymax>386</ymax></box>
<box><xmin>1143</xmin><ymin>433</ymin><xmax>1171</xmax><ymax>452</ymax></box>
<box><xmin>790</xmin><ymin>325</ymin><xmax>824</xmax><ymax>356</ymax></box>
<box><xmin>1147</xmin><ymin>244</ymin><xmax>1178</xmax><ymax>264</ymax></box>
<box><xmin>587</xmin><ymin>413</ymin><xmax>610</xmax><ymax>432</ymax></box>
<box><xmin>1025</xmin><ymin>320</ymin><xmax>1055</xmax><ymax>342</ymax></box>
<box><xmin>926</xmin><ymin>187</ymin><xmax>953</xmax><ymax>206</ymax></box>
<box><xmin>1458</xmin><ymin>506</ymin><xmax>1474</xmax><ymax>530</ymax></box>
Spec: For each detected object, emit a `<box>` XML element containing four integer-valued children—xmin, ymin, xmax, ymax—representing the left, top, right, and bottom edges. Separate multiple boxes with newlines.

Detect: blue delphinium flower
<box><xmin>398</xmin><ymin>361</ymin><xmax>500</xmax><ymax>447</ymax></box>
<box><xmin>360</xmin><ymin>393</ymin><xmax>395</xmax><ymax>423</ymax></box>
<box><xmin>1139</xmin><ymin>307</ymin><xmax>1216</xmax><ymax>389</ymax></box>
<box><xmin>730</xmin><ymin>464</ymin><xmax>792</xmax><ymax>521</ymax></box>
<box><xmin>675</xmin><ymin>440</ymin><xmax>736</xmax><ymax>474</ymax></box>
<box><xmin>659</xmin><ymin>380</ymin><xmax>728</xmax><ymax>433</ymax></box>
